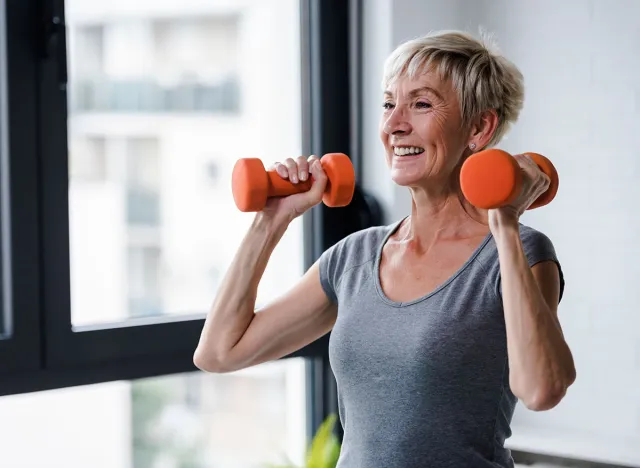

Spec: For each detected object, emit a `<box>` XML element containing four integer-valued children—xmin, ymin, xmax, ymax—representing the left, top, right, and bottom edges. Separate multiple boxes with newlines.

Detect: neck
<box><xmin>399</xmin><ymin>177</ymin><xmax>489</xmax><ymax>249</ymax></box>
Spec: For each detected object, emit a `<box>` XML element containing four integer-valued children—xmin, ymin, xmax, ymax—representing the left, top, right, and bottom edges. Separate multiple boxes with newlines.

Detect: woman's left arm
<box><xmin>490</xmin><ymin>154</ymin><xmax>576</xmax><ymax>411</ymax></box>
<box><xmin>492</xmin><ymin>220</ymin><xmax>576</xmax><ymax>411</ymax></box>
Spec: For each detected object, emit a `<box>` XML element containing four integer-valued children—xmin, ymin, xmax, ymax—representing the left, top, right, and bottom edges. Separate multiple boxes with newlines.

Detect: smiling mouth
<box><xmin>393</xmin><ymin>146</ymin><xmax>425</xmax><ymax>156</ymax></box>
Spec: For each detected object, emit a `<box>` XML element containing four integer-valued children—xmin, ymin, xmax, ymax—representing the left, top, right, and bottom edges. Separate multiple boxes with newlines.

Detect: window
<box><xmin>69</xmin><ymin>136</ymin><xmax>107</xmax><ymax>182</ymax></box>
<box><xmin>62</xmin><ymin>0</ymin><xmax>305</xmax><ymax>339</ymax></box>
<box><xmin>0</xmin><ymin>359</ymin><xmax>307</xmax><ymax>468</ymax></box>
<box><xmin>68</xmin><ymin>13</ymin><xmax>240</xmax><ymax>114</ymax></box>
<box><xmin>66</xmin><ymin>1</ymin><xmax>304</xmax><ymax>330</ymax></box>
<box><xmin>1</xmin><ymin>0</ymin><xmax>364</xmax><ymax>461</ymax></box>
<box><xmin>127</xmin><ymin>245</ymin><xmax>162</xmax><ymax>319</ymax></box>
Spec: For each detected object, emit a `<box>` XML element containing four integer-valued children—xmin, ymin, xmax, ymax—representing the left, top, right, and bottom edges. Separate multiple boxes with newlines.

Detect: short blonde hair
<box><xmin>382</xmin><ymin>30</ymin><xmax>524</xmax><ymax>148</ymax></box>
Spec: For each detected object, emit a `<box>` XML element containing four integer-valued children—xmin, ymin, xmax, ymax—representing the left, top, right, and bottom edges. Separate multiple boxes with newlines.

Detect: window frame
<box><xmin>301</xmin><ymin>0</ymin><xmax>366</xmax><ymax>437</ymax></box>
<box><xmin>0</xmin><ymin>0</ymin><xmax>368</xmax><ymax>418</ymax></box>
<box><xmin>0</xmin><ymin>0</ymin><xmax>42</xmax><ymax>375</ymax></box>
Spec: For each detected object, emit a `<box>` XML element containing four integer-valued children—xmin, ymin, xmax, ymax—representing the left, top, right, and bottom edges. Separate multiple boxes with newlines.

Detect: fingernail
<box><xmin>299</xmin><ymin>171</ymin><xmax>307</xmax><ymax>181</ymax></box>
<box><xmin>291</xmin><ymin>174</ymin><xmax>298</xmax><ymax>183</ymax></box>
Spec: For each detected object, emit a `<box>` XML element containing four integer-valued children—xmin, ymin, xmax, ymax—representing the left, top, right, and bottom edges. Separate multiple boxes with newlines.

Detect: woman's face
<box><xmin>379</xmin><ymin>70</ymin><xmax>469</xmax><ymax>189</ymax></box>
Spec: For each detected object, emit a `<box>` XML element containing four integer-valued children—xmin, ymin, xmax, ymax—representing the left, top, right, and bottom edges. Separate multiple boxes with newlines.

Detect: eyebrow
<box><xmin>384</xmin><ymin>86</ymin><xmax>443</xmax><ymax>100</ymax></box>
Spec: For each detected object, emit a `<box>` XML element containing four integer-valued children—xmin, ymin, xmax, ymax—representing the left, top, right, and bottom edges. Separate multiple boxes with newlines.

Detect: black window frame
<box><xmin>0</xmin><ymin>0</ymin><xmax>372</xmax><ymax>442</ymax></box>
<box><xmin>0</xmin><ymin>0</ymin><xmax>42</xmax><ymax>375</ymax></box>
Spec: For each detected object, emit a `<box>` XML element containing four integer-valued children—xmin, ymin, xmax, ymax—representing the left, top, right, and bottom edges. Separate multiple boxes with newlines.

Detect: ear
<box><xmin>468</xmin><ymin>109</ymin><xmax>499</xmax><ymax>150</ymax></box>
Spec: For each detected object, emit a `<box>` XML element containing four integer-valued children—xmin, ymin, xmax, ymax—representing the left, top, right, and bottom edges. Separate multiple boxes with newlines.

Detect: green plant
<box><xmin>268</xmin><ymin>414</ymin><xmax>341</xmax><ymax>468</ymax></box>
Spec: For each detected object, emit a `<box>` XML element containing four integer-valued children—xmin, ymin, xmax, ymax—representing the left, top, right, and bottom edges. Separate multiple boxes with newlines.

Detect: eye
<box><xmin>415</xmin><ymin>101</ymin><xmax>432</xmax><ymax>109</ymax></box>
<box><xmin>382</xmin><ymin>101</ymin><xmax>395</xmax><ymax>110</ymax></box>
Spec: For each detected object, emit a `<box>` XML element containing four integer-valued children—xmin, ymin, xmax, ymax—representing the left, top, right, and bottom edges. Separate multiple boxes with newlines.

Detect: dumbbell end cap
<box><xmin>460</xmin><ymin>149</ymin><xmax>521</xmax><ymax>209</ymax></box>
<box><xmin>526</xmin><ymin>152</ymin><xmax>559</xmax><ymax>209</ymax></box>
<box><xmin>321</xmin><ymin>153</ymin><xmax>356</xmax><ymax>207</ymax></box>
<box><xmin>232</xmin><ymin>158</ymin><xmax>269</xmax><ymax>212</ymax></box>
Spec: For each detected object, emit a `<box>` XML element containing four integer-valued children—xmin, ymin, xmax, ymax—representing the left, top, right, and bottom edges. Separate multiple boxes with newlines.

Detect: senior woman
<box><xmin>194</xmin><ymin>30</ymin><xmax>576</xmax><ymax>467</ymax></box>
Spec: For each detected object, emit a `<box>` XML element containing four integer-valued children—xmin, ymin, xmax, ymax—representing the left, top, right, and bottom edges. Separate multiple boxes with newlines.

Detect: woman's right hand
<box><xmin>262</xmin><ymin>155</ymin><xmax>328</xmax><ymax>221</ymax></box>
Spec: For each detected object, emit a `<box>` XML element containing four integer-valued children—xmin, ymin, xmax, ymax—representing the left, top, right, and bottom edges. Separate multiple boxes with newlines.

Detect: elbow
<box><xmin>193</xmin><ymin>347</ymin><xmax>236</xmax><ymax>374</ymax></box>
<box><xmin>521</xmin><ymin>387</ymin><xmax>565</xmax><ymax>411</ymax></box>
<box><xmin>516</xmin><ymin>372</ymin><xmax>576</xmax><ymax>412</ymax></box>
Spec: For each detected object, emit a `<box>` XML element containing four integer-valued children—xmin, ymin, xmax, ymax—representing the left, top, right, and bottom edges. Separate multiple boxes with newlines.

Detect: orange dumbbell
<box><xmin>231</xmin><ymin>153</ymin><xmax>356</xmax><ymax>212</ymax></box>
<box><xmin>460</xmin><ymin>149</ymin><xmax>559</xmax><ymax>210</ymax></box>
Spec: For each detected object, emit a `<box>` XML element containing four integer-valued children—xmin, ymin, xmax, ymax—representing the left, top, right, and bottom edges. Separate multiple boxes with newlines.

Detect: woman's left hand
<box><xmin>488</xmin><ymin>153</ymin><xmax>551</xmax><ymax>231</ymax></box>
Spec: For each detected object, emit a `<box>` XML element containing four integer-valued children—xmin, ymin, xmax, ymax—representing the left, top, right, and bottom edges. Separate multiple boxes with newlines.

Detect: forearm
<box><xmin>494</xmin><ymin>222</ymin><xmax>575</xmax><ymax>410</ymax></box>
<box><xmin>195</xmin><ymin>212</ymin><xmax>290</xmax><ymax>366</ymax></box>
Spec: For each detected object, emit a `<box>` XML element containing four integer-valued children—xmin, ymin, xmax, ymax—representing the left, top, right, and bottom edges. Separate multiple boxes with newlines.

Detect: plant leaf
<box><xmin>306</xmin><ymin>414</ymin><xmax>341</xmax><ymax>468</ymax></box>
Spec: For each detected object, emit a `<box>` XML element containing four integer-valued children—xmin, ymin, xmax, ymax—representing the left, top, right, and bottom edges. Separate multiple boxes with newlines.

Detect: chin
<box><xmin>389</xmin><ymin>169</ymin><xmax>424</xmax><ymax>187</ymax></box>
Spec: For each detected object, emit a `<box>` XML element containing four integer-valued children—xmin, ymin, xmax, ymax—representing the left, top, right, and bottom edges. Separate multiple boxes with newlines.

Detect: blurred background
<box><xmin>0</xmin><ymin>0</ymin><xmax>637</xmax><ymax>467</ymax></box>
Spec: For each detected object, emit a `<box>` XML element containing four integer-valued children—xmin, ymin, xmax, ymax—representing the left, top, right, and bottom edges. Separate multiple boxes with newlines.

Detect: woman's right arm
<box><xmin>193</xmin><ymin>156</ymin><xmax>337</xmax><ymax>373</ymax></box>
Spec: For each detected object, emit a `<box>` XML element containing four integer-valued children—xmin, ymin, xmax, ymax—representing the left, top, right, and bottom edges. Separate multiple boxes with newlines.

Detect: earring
<box><xmin>469</xmin><ymin>143</ymin><xmax>476</xmax><ymax>150</ymax></box>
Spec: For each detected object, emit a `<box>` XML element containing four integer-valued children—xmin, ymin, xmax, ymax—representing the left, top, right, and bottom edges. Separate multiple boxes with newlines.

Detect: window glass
<box><xmin>66</xmin><ymin>0</ymin><xmax>303</xmax><ymax>326</ymax></box>
<box><xmin>0</xmin><ymin>360</ymin><xmax>307</xmax><ymax>467</ymax></box>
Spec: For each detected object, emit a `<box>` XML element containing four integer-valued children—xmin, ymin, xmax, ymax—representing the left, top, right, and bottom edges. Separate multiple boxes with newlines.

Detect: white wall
<box><xmin>363</xmin><ymin>1</ymin><xmax>640</xmax><ymax>465</ymax></box>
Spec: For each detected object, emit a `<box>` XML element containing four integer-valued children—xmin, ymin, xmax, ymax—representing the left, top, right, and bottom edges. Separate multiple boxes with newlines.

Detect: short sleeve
<box><xmin>499</xmin><ymin>227</ymin><xmax>565</xmax><ymax>303</ymax></box>
<box><xmin>318</xmin><ymin>239</ymin><xmax>344</xmax><ymax>304</ymax></box>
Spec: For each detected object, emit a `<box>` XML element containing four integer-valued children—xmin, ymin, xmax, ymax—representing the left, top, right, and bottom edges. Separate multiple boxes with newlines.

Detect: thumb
<box><xmin>301</xmin><ymin>159</ymin><xmax>328</xmax><ymax>206</ymax></box>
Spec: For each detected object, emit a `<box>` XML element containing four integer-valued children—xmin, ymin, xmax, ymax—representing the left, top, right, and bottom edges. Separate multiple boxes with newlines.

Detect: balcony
<box><xmin>69</xmin><ymin>77</ymin><xmax>240</xmax><ymax>114</ymax></box>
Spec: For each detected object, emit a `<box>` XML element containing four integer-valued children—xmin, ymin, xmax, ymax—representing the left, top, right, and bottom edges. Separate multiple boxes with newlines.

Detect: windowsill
<box><xmin>507</xmin><ymin>425</ymin><xmax>640</xmax><ymax>467</ymax></box>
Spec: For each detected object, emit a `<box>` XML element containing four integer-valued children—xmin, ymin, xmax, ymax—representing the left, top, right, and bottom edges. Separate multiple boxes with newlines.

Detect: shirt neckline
<box><xmin>372</xmin><ymin>216</ymin><xmax>493</xmax><ymax>308</ymax></box>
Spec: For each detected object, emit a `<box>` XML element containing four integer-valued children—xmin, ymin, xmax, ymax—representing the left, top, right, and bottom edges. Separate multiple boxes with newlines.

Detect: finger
<box><xmin>296</xmin><ymin>155</ymin><xmax>309</xmax><ymax>182</ymax></box>
<box><xmin>515</xmin><ymin>154</ymin><xmax>543</xmax><ymax>182</ymax></box>
<box><xmin>270</xmin><ymin>162</ymin><xmax>289</xmax><ymax>178</ymax></box>
<box><xmin>518</xmin><ymin>154</ymin><xmax>551</xmax><ymax>197</ymax></box>
<box><xmin>308</xmin><ymin>155</ymin><xmax>321</xmax><ymax>176</ymax></box>
<box><xmin>540</xmin><ymin>171</ymin><xmax>551</xmax><ymax>190</ymax></box>
<box><xmin>514</xmin><ymin>153</ymin><xmax>534</xmax><ymax>169</ymax></box>
<box><xmin>521</xmin><ymin>154</ymin><xmax>549</xmax><ymax>185</ymax></box>
<box><xmin>283</xmin><ymin>158</ymin><xmax>299</xmax><ymax>183</ymax></box>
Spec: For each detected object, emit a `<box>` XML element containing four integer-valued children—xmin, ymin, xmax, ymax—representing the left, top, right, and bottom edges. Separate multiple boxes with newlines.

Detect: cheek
<box><xmin>419</xmin><ymin>115</ymin><xmax>463</xmax><ymax>154</ymax></box>
<box><xmin>413</xmin><ymin>117</ymin><xmax>443</xmax><ymax>149</ymax></box>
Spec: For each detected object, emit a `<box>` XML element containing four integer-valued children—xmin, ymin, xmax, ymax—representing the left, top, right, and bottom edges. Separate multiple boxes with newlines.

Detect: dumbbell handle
<box><xmin>266</xmin><ymin>170</ymin><xmax>314</xmax><ymax>198</ymax></box>
<box><xmin>232</xmin><ymin>153</ymin><xmax>354</xmax><ymax>212</ymax></box>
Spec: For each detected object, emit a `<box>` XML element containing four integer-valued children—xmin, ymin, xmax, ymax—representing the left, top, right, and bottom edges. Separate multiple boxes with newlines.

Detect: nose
<box><xmin>383</xmin><ymin>107</ymin><xmax>412</xmax><ymax>135</ymax></box>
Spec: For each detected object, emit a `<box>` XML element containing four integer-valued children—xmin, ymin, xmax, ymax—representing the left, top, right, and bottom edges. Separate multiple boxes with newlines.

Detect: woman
<box><xmin>194</xmin><ymin>30</ymin><xmax>576</xmax><ymax>467</ymax></box>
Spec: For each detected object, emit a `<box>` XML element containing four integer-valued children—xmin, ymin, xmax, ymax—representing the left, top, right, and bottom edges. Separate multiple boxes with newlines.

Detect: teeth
<box><xmin>393</xmin><ymin>146</ymin><xmax>424</xmax><ymax>156</ymax></box>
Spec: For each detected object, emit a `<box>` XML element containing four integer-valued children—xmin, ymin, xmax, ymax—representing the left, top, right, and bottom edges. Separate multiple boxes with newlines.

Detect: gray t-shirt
<box><xmin>319</xmin><ymin>217</ymin><xmax>564</xmax><ymax>468</ymax></box>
